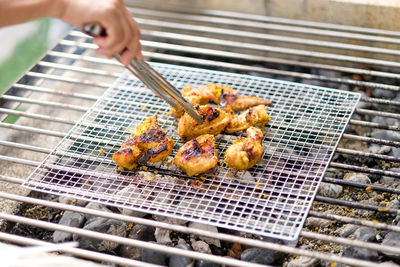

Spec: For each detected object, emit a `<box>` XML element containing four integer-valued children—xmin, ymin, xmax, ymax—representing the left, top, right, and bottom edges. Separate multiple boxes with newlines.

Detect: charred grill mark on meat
<box><xmin>173</xmin><ymin>134</ymin><xmax>218</xmax><ymax>176</ymax></box>
<box><xmin>112</xmin><ymin>115</ymin><xmax>174</xmax><ymax>169</ymax></box>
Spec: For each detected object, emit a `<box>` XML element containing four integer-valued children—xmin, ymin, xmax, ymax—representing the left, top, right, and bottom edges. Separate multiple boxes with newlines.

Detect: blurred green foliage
<box><xmin>0</xmin><ymin>18</ymin><xmax>50</xmax><ymax>95</ymax></box>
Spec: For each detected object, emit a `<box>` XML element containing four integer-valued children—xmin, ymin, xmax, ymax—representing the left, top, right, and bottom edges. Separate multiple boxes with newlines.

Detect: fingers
<box><xmin>123</xmin><ymin>8</ymin><xmax>142</xmax><ymax>61</ymax></box>
<box><xmin>93</xmin><ymin>2</ymin><xmax>142</xmax><ymax>64</ymax></box>
<box><xmin>93</xmin><ymin>9</ymin><xmax>127</xmax><ymax>57</ymax></box>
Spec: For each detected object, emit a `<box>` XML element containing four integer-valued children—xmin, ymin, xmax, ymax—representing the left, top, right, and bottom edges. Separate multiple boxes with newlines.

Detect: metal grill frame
<box><xmin>1</xmin><ymin>2</ymin><xmax>400</xmax><ymax>267</ymax></box>
<box><xmin>24</xmin><ymin>64</ymin><xmax>359</xmax><ymax>240</ymax></box>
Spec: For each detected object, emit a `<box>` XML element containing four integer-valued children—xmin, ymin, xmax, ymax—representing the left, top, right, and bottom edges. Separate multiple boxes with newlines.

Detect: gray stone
<box><xmin>85</xmin><ymin>202</ymin><xmax>112</xmax><ymax>213</ymax></box>
<box><xmin>317</xmin><ymin>182</ymin><xmax>343</xmax><ymax>198</ymax></box>
<box><xmin>192</xmin><ymin>240</ymin><xmax>212</xmax><ymax>254</ymax></box>
<box><xmin>390</xmin><ymin>147</ymin><xmax>400</xmax><ymax>158</ymax></box>
<box><xmin>378</xmin><ymin>261</ymin><xmax>400</xmax><ymax>267</ymax></box>
<box><xmin>120</xmin><ymin>224</ymin><xmax>156</xmax><ymax>260</ymax></box>
<box><xmin>306</xmin><ymin>217</ymin><xmax>332</xmax><ymax>228</ymax></box>
<box><xmin>153</xmin><ymin>214</ymin><xmax>188</xmax><ymax>226</ymax></box>
<box><xmin>337</xmin><ymin>224</ymin><xmax>358</xmax><ymax>238</ymax></box>
<box><xmin>343</xmin><ymin>172</ymin><xmax>371</xmax><ymax>184</ymax></box>
<box><xmin>355</xmin><ymin>92</ymin><xmax>371</xmax><ymax>110</ymax></box>
<box><xmin>381</xmin><ymin>221</ymin><xmax>400</xmax><ymax>260</ymax></box>
<box><xmin>189</xmin><ymin>222</ymin><xmax>221</xmax><ymax>247</ymax></box>
<box><xmin>341</xmin><ymin>227</ymin><xmax>378</xmax><ymax>261</ymax></box>
<box><xmin>372</xmin><ymin>129</ymin><xmax>400</xmax><ymax>142</ymax></box>
<box><xmin>141</xmin><ymin>241</ymin><xmax>168</xmax><ymax>265</ymax></box>
<box><xmin>169</xmin><ymin>244</ymin><xmax>194</xmax><ymax>267</ymax></box>
<box><xmin>380</xmin><ymin>168</ymin><xmax>400</xmax><ymax>186</ymax></box>
<box><xmin>84</xmin><ymin>202</ymin><xmax>113</xmax><ymax>224</ymax></box>
<box><xmin>240</xmin><ymin>247</ymin><xmax>283</xmax><ymax>265</ymax></box>
<box><xmin>352</xmin><ymin>227</ymin><xmax>376</xmax><ymax>242</ymax></box>
<box><xmin>358</xmin><ymin>199</ymin><xmax>377</xmax><ymax>217</ymax></box>
<box><xmin>155</xmin><ymin>227</ymin><xmax>172</xmax><ymax>245</ymax></box>
<box><xmin>372</xmin><ymin>88</ymin><xmax>396</xmax><ymax>99</ymax></box>
<box><xmin>53</xmin><ymin>211</ymin><xmax>85</xmax><ymax>243</ymax></box>
<box><xmin>287</xmin><ymin>256</ymin><xmax>320</xmax><ymax>267</ymax></box>
<box><xmin>115</xmin><ymin>185</ymin><xmax>147</xmax><ymax>218</ymax></box>
<box><xmin>195</xmin><ymin>260</ymin><xmax>220</xmax><ymax>267</ymax></box>
<box><xmin>58</xmin><ymin>196</ymin><xmax>88</xmax><ymax>206</ymax></box>
<box><xmin>178</xmin><ymin>196</ymin><xmax>217</xmax><ymax>215</ymax></box>
<box><xmin>369</xmin><ymin>144</ymin><xmax>391</xmax><ymax>155</ymax></box>
<box><xmin>73</xmin><ymin>218</ymin><xmax>128</xmax><ymax>252</ymax></box>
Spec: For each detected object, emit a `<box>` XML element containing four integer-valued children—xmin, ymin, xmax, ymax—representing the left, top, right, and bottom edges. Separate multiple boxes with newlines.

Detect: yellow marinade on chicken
<box><xmin>167</xmin><ymin>83</ymin><xmax>272</xmax><ymax>119</ymax></box>
<box><xmin>112</xmin><ymin>115</ymin><xmax>174</xmax><ymax>170</ymax></box>
<box><xmin>112</xmin><ymin>139</ymin><xmax>142</xmax><ymax>170</ymax></box>
<box><xmin>225</xmin><ymin>105</ymin><xmax>271</xmax><ymax>133</ymax></box>
<box><xmin>173</xmin><ymin>134</ymin><xmax>218</xmax><ymax>176</ymax></box>
<box><xmin>225</xmin><ymin>127</ymin><xmax>264</xmax><ymax>171</ymax></box>
<box><xmin>177</xmin><ymin>104</ymin><xmax>230</xmax><ymax>142</ymax></box>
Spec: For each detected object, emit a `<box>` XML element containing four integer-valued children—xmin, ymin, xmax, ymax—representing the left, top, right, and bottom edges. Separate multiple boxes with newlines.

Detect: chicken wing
<box><xmin>224</xmin><ymin>105</ymin><xmax>271</xmax><ymax>133</ymax></box>
<box><xmin>173</xmin><ymin>134</ymin><xmax>218</xmax><ymax>176</ymax></box>
<box><xmin>112</xmin><ymin>115</ymin><xmax>174</xmax><ymax>169</ymax></box>
<box><xmin>167</xmin><ymin>86</ymin><xmax>211</xmax><ymax>119</ymax></box>
<box><xmin>177</xmin><ymin>104</ymin><xmax>230</xmax><ymax>141</ymax></box>
<box><xmin>225</xmin><ymin>127</ymin><xmax>264</xmax><ymax>171</ymax></box>
<box><xmin>219</xmin><ymin>85</ymin><xmax>272</xmax><ymax>112</ymax></box>
<box><xmin>167</xmin><ymin>84</ymin><xmax>272</xmax><ymax>119</ymax></box>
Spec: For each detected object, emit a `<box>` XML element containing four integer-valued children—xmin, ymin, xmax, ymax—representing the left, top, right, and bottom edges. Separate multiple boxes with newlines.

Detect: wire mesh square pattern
<box><xmin>24</xmin><ymin>63</ymin><xmax>360</xmax><ymax>240</ymax></box>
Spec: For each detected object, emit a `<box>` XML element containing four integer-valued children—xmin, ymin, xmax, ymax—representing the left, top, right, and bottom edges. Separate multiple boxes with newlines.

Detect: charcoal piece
<box><xmin>169</xmin><ymin>244</ymin><xmax>194</xmax><ymax>267</ymax></box>
<box><xmin>73</xmin><ymin>218</ymin><xmax>128</xmax><ymax>252</ymax></box>
<box><xmin>141</xmin><ymin>241</ymin><xmax>169</xmax><ymax>265</ymax></box>
<box><xmin>53</xmin><ymin>211</ymin><xmax>85</xmax><ymax>242</ymax></box>
<box><xmin>240</xmin><ymin>247</ymin><xmax>283</xmax><ymax>265</ymax></box>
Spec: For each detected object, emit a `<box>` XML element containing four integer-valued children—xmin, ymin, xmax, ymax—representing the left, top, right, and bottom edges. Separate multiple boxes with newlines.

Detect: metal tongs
<box><xmin>83</xmin><ymin>24</ymin><xmax>203</xmax><ymax>124</ymax></box>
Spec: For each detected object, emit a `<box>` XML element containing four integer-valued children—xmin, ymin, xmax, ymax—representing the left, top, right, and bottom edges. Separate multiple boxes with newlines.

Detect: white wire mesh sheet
<box><xmin>24</xmin><ymin>63</ymin><xmax>360</xmax><ymax>240</ymax></box>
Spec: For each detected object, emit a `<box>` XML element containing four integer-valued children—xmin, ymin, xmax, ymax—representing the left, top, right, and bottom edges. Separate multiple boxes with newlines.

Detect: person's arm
<box><xmin>0</xmin><ymin>0</ymin><xmax>142</xmax><ymax>65</ymax></box>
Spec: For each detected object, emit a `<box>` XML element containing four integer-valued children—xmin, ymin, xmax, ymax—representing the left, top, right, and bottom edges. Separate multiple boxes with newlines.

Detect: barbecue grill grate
<box><xmin>23</xmin><ymin>63</ymin><xmax>360</xmax><ymax>240</ymax></box>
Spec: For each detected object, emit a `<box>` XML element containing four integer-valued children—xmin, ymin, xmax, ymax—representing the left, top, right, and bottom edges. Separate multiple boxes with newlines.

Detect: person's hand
<box><xmin>60</xmin><ymin>0</ymin><xmax>142</xmax><ymax>65</ymax></box>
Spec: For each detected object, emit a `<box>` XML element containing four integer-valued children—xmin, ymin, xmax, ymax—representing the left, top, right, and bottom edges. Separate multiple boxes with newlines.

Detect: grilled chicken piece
<box><xmin>134</xmin><ymin>115</ymin><xmax>174</xmax><ymax>162</ymax></box>
<box><xmin>173</xmin><ymin>134</ymin><xmax>218</xmax><ymax>176</ymax></box>
<box><xmin>167</xmin><ymin>86</ymin><xmax>211</xmax><ymax>119</ymax></box>
<box><xmin>145</xmin><ymin>138</ymin><xmax>175</xmax><ymax>162</ymax></box>
<box><xmin>177</xmin><ymin>105</ymin><xmax>230</xmax><ymax>141</ymax></box>
<box><xmin>225</xmin><ymin>127</ymin><xmax>264</xmax><ymax>171</ymax></box>
<box><xmin>225</xmin><ymin>105</ymin><xmax>271</xmax><ymax>133</ymax></box>
<box><xmin>112</xmin><ymin>139</ymin><xmax>142</xmax><ymax>170</ymax></box>
<box><xmin>167</xmin><ymin>84</ymin><xmax>272</xmax><ymax>119</ymax></box>
<box><xmin>112</xmin><ymin>115</ymin><xmax>174</xmax><ymax>169</ymax></box>
<box><xmin>219</xmin><ymin>85</ymin><xmax>272</xmax><ymax>112</ymax></box>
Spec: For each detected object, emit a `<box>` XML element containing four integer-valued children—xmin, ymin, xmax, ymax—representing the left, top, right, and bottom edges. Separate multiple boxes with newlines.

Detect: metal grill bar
<box><xmin>63</xmin><ymin>35</ymin><xmax>400</xmax><ymax>91</ymax></box>
<box><xmin>309</xmin><ymin>211</ymin><xmax>400</xmax><ymax>232</ymax></box>
<box><xmin>330</xmin><ymin>162</ymin><xmax>400</xmax><ymax>178</ymax></box>
<box><xmin>53</xmin><ymin>40</ymin><xmax>400</xmax><ymax>80</ymax></box>
<box><xmin>136</xmin><ymin>17</ymin><xmax>400</xmax><ymax>56</ymax></box>
<box><xmin>1</xmin><ymin>2</ymin><xmax>400</xmax><ymax>266</ymax></box>
<box><xmin>342</xmin><ymin>134</ymin><xmax>400</xmax><ymax>147</ymax></box>
<box><xmin>1</xmin><ymin>95</ymin><xmax>87</xmax><ymax>112</ymax></box>
<box><xmin>0</xmin><ymin>155</ymin><xmax>38</xmax><ymax>166</ymax></box>
<box><xmin>140</xmin><ymin>29</ymin><xmax>400</xmax><ymax>69</ymax></box>
<box><xmin>12</xmin><ymin>84</ymin><xmax>98</xmax><ymax>101</ymax></box>
<box><xmin>0</xmin><ymin>232</ymin><xmax>158</xmax><ymax>267</ymax></box>
<box><xmin>322</xmin><ymin>177</ymin><xmax>400</xmax><ymax>195</ymax></box>
<box><xmin>0</xmin><ymin>108</ymin><xmax>77</xmax><ymax>125</ymax></box>
<box><xmin>315</xmin><ymin>196</ymin><xmax>399</xmax><ymax>215</ymax></box>
<box><xmin>0</xmin><ymin>212</ymin><xmax>270</xmax><ymax>267</ymax></box>
<box><xmin>335</xmin><ymin>148</ymin><xmax>400</xmax><ymax>162</ymax></box>
<box><xmin>0</xmin><ymin>175</ymin><xmax>24</xmax><ymax>184</ymax></box>
<box><xmin>0</xmin><ymin>192</ymin><xmax>385</xmax><ymax>267</ymax></box>
<box><xmin>0</xmin><ymin>123</ymin><xmax>65</xmax><ymax>137</ymax></box>
<box><xmin>126</xmin><ymin>4</ymin><xmax>400</xmax><ymax>40</ymax></box>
